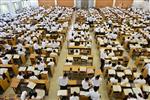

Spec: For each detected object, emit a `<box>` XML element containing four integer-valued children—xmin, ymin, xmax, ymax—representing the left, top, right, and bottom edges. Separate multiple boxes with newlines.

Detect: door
<box><xmin>81</xmin><ymin>0</ymin><xmax>88</xmax><ymax>9</ymax></box>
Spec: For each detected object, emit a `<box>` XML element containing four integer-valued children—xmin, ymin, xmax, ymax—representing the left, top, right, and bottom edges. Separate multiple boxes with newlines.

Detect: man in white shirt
<box><xmin>70</xmin><ymin>92</ymin><xmax>79</xmax><ymax>100</ymax></box>
<box><xmin>20</xmin><ymin>91</ymin><xmax>28</xmax><ymax>100</ymax></box>
<box><xmin>91</xmin><ymin>75</ymin><xmax>102</xmax><ymax>90</ymax></box>
<box><xmin>35</xmin><ymin>61</ymin><xmax>45</xmax><ymax>71</ymax></box>
<box><xmin>145</xmin><ymin>63</ymin><xmax>150</xmax><ymax>76</ymax></box>
<box><xmin>33</xmin><ymin>41</ymin><xmax>40</xmax><ymax>54</ymax></box>
<box><xmin>100</xmin><ymin>50</ymin><xmax>107</xmax><ymax>72</ymax></box>
<box><xmin>82</xmin><ymin>77</ymin><xmax>92</xmax><ymax>91</ymax></box>
<box><xmin>29</xmin><ymin>72</ymin><xmax>38</xmax><ymax>80</ymax></box>
<box><xmin>58</xmin><ymin>73</ymin><xmax>68</xmax><ymax>90</ymax></box>
<box><xmin>17</xmin><ymin>72</ymin><xmax>24</xmax><ymax>79</ymax></box>
<box><xmin>1</xmin><ymin>56</ymin><xmax>9</xmax><ymax>64</ymax></box>
<box><xmin>87</xmin><ymin>87</ymin><xmax>101</xmax><ymax>100</ymax></box>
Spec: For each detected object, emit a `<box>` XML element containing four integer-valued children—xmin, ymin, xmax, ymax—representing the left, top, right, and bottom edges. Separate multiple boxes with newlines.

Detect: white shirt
<box><xmin>88</xmin><ymin>90</ymin><xmax>100</xmax><ymax>100</ymax></box>
<box><xmin>29</xmin><ymin>76</ymin><xmax>38</xmax><ymax>80</ymax></box>
<box><xmin>58</xmin><ymin>76</ymin><xmax>68</xmax><ymax>86</ymax></box>
<box><xmin>1</xmin><ymin>58</ymin><xmax>9</xmax><ymax>64</ymax></box>
<box><xmin>110</xmin><ymin>77</ymin><xmax>118</xmax><ymax>83</ymax></box>
<box><xmin>100</xmin><ymin>51</ymin><xmax>107</xmax><ymax>59</ymax></box>
<box><xmin>82</xmin><ymin>80</ymin><xmax>90</xmax><ymax>90</ymax></box>
<box><xmin>35</xmin><ymin>63</ymin><xmax>45</xmax><ymax>71</ymax></box>
<box><xmin>91</xmin><ymin>77</ymin><xmax>102</xmax><ymax>87</ymax></box>
<box><xmin>17</xmin><ymin>75</ymin><xmax>24</xmax><ymax>79</ymax></box>
<box><xmin>48</xmin><ymin>61</ymin><xmax>55</xmax><ymax>67</ymax></box>
<box><xmin>70</xmin><ymin>96</ymin><xmax>79</xmax><ymax>100</ymax></box>
<box><xmin>20</xmin><ymin>91</ymin><xmax>27</xmax><ymax>100</ymax></box>
<box><xmin>33</xmin><ymin>43</ymin><xmax>39</xmax><ymax>50</ymax></box>
<box><xmin>145</xmin><ymin>63</ymin><xmax>150</xmax><ymax>75</ymax></box>
<box><xmin>42</xmin><ymin>41</ymin><xmax>47</xmax><ymax>49</ymax></box>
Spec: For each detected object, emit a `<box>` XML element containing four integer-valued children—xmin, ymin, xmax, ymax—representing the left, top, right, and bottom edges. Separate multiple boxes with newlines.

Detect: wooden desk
<box><xmin>0</xmin><ymin>64</ymin><xmax>18</xmax><ymax>75</ymax></box>
<box><xmin>68</xmin><ymin>80</ymin><xmax>77</xmax><ymax>86</ymax></box>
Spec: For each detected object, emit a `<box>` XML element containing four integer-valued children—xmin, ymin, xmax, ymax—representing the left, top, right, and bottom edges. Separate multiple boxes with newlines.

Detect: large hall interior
<box><xmin>0</xmin><ymin>0</ymin><xmax>150</xmax><ymax>100</ymax></box>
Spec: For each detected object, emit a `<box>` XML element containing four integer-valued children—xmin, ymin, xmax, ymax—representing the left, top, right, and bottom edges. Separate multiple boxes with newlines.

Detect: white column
<box><xmin>113</xmin><ymin>0</ymin><xmax>116</xmax><ymax>7</ymax></box>
<box><xmin>7</xmin><ymin>0</ymin><xmax>16</xmax><ymax>17</ymax></box>
<box><xmin>55</xmin><ymin>0</ymin><xmax>57</xmax><ymax>6</ymax></box>
<box><xmin>74</xmin><ymin>0</ymin><xmax>76</xmax><ymax>7</ymax></box>
<box><xmin>94</xmin><ymin>0</ymin><xmax>96</xmax><ymax>7</ymax></box>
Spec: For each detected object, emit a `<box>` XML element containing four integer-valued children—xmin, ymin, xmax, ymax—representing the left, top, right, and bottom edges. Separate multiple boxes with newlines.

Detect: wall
<box><xmin>132</xmin><ymin>0</ymin><xmax>150</xmax><ymax>10</ymax></box>
<box><xmin>115</xmin><ymin>0</ymin><xmax>133</xmax><ymax>8</ymax></box>
<box><xmin>0</xmin><ymin>0</ymin><xmax>39</xmax><ymax>16</ymax></box>
<box><xmin>38</xmin><ymin>0</ymin><xmax>55</xmax><ymax>8</ymax></box>
<box><xmin>57</xmin><ymin>0</ymin><xmax>74</xmax><ymax>7</ymax></box>
<box><xmin>96</xmin><ymin>0</ymin><xmax>113</xmax><ymax>8</ymax></box>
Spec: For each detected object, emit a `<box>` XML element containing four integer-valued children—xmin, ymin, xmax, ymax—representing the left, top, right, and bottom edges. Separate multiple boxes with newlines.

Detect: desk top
<box><xmin>123</xmin><ymin>88</ymin><xmax>133</xmax><ymax>95</ymax></box>
<box><xmin>10</xmin><ymin>78</ymin><xmax>20</xmax><ymax>88</ymax></box>
<box><xmin>68</xmin><ymin>80</ymin><xmax>77</xmax><ymax>86</ymax></box>
<box><xmin>113</xmin><ymin>85</ymin><xmax>121</xmax><ymax>92</ymax></box>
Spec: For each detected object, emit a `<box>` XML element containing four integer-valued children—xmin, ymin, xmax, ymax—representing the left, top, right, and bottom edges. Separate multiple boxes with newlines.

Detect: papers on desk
<box><xmin>0</xmin><ymin>68</ymin><xmax>8</xmax><ymax>74</ymax></box>
<box><xmin>5</xmin><ymin>54</ymin><xmax>12</xmax><ymax>61</ymax></box>
<box><xmin>80</xmin><ymin>91</ymin><xmax>89</xmax><ymax>96</ymax></box>
<box><xmin>19</xmin><ymin>67</ymin><xmax>26</xmax><ymax>71</ymax></box>
<box><xmin>41</xmin><ymin>71</ymin><xmax>48</xmax><ymax>74</ymax></box>
<box><xmin>142</xmin><ymin>85</ymin><xmax>150</xmax><ymax>92</ymax></box>
<box><xmin>111</xmin><ymin>57</ymin><xmax>118</xmax><ymax>60</ymax></box>
<box><xmin>13</xmin><ymin>54</ymin><xmax>20</xmax><ymax>59</ymax></box>
<box><xmin>132</xmin><ymin>88</ymin><xmax>142</xmax><ymax>95</ymax></box>
<box><xmin>67</xmin><ymin>57</ymin><xmax>73</xmax><ymax>61</ymax></box>
<box><xmin>144</xmin><ymin>59</ymin><xmax>150</xmax><ymax>63</ymax></box>
<box><xmin>27</xmin><ymin>66</ymin><xmax>35</xmax><ymax>72</ymax></box>
<box><xmin>34</xmin><ymin>70</ymin><xmax>40</xmax><ymax>75</ymax></box>
<box><xmin>124</xmin><ymin>69</ymin><xmax>132</xmax><ymax>75</ymax></box>
<box><xmin>46</xmin><ymin>58</ymin><xmax>51</xmax><ymax>62</ymax></box>
<box><xmin>80</xmin><ymin>67</ymin><xmax>86</xmax><ymax>72</ymax></box>
<box><xmin>57</xmin><ymin>90</ymin><xmax>68</xmax><ymax>96</ymax></box>
<box><xmin>123</xmin><ymin>89</ymin><xmax>133</xmax><ymax>95</ymax></box>
<box><xmin>46</xmin><ymin>48</ymin><xmax>52</xmax><ymax>51</ymax></box>
<box><xmin>81</xmin><ymin>56</ymin><xmax>88</xmax><ymax>60</ymax></box>
<box><xmin>113</xmin><ymin>85</ymin><xmax>121</xmax><ymax>92</ymax></box>
<box><xmin>27</xmin><ymin>81</ymin><xmax>36</xmax><ymax>89</ymax></box>
<box><xmin>87</xmin><ymin>68</ymin><xmax>94</xmax><ymax>74</ymax></box>
<box><xmin>108</xmin><ymin>69</ymin><xmax>116</xmax><ymax>75</ymax></box>
<box><xmin>71</xmin><ymin>87</ymin><xmax>80</xmax><ymax>94</ymax></box>
<box><xmin>117</xmin><ymin>72</ymin><xmax>125</xmax><ymax>77</ymax></box>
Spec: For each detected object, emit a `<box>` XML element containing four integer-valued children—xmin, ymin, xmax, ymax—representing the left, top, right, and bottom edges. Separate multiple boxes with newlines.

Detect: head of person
<box><xmin>31</xmin><ymin>72</ymin><xmax>35</xmax><ymax>76</ymax></box>
<box><xmin>37</xmin><ymin>61</ymin><xmax>40</xmax><ymax>65</ymax></box>
<box><xmin>128</xmin><ymin>92</ymin><xmax>132</xmax><ymax>97</ymax></box>
<box><xmin>122</xmin><ymin>76</ymin><xmax>126</xmax><ymax>80</ymax></box>
<box><xmin>108</xmin><ymin>61</ymin><xmax>111</xmax><ymax>64</ymax></box>
<box><xmin>95</xmin><ymin>75</ymin><xmax>100</xmax><ymax>80</ymax></box>
<box><xmin>73</xmin><ymin>92</ymin><xmax>78</xmax><ymax>96</ymax></box>
<box><xmin>3</xmin><ymin>56</ymin><xmax>8</xmax><ymax>60</ymax></box>
<box><xmin>118</xmin><ymin>62</ymin><xmax>121</xmax><ymax>65</ymax></box>
<box><xmin>85</xmin><ymin>77</ymin><xmax>89</xmax><ymax>82</ymax></box>
<box><xmin>140</xmin><ymin>75</ymin><xmax>143</xmax><ymax>79</ymax></box>
<box><xmin>93</xmin><ymin>86</ymin><xmax>99</xmax><ymax>92</ymax></box>
<box><xmin>19</xmin><ymin>72</ymin><xmax>22</xmax><ymax>76</ymax></box>
<box><xmin>63</xmin><ymin>73</ymin><xmax>68</xmax><ymax>78</ymax></box>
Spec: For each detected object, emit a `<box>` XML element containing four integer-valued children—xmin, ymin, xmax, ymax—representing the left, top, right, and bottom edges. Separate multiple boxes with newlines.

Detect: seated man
<box><xmin>91</xmin><ymin>75</ymin><xmax>102</xmax><ymax>90</ymax></box>
<box><xmin>70</xmin><ymin>92</ymin><xmax>79</xmax><ymax>100</ymax></box>
<box><xmin>82</xmin><ymin>77</ymin><xmax>92</xmax><ymax>91</ymax></box>
<box><xmin>29</xmin><ymin>72</ymin><xmax>38</xmax><ymax>80</ymax></box>
<box><xmin>87</xmin><ymin>87</ymin><xmax>101</xmax><ymax>100</ymax></box>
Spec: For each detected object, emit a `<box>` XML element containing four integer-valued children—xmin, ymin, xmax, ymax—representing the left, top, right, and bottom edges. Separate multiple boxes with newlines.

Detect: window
<box><xmin>13</xmin><ymin>2</ymin><xmax>19</xmax><ymax>11</ymax></box>
<box><xmin>0</xmin><ymin>4</ymin><xmax>9</xmax><ymax>14</ymax></box>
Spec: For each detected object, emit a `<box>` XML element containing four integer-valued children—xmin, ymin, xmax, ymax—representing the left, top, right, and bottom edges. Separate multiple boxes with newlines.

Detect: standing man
<box><xmin>100</xmin><ymin>50</ymin><xmax>107</xmax><ymax>72</ymax></box>
<box><xmin>58</xmin><ymin>73</ymin><xmax>68</xmax><ymax>90</ymax></box>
